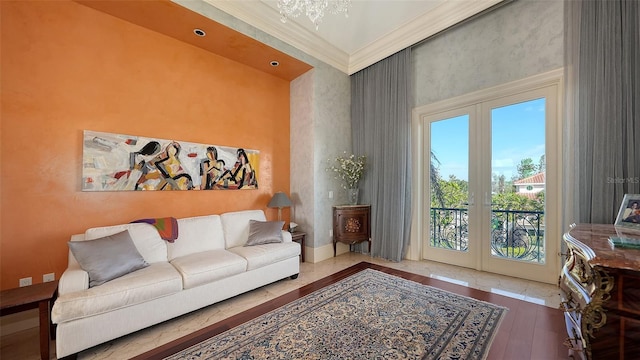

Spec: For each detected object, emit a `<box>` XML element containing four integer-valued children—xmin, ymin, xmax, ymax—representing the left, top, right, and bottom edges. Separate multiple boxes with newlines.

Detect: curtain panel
<box><xmin>565</xmin><ymin>0</ymin><xmax>640</xmax><ymax>224</ymax></box>
<box><xmin>351</xmin><ymin>49</ymin><xmax>413</xmax><ymax>262</ymax></box>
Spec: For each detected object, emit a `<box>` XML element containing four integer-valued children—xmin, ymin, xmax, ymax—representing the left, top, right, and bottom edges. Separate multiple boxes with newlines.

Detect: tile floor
<box><xmin>0</xmin><ymin>253</ymin><xmax>562</xmax><ymax>360</ymax></box>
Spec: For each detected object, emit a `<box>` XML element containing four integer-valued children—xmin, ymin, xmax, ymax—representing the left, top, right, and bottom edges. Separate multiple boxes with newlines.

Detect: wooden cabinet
<box><xmin>559</xmin><ymin>224</ymin><xmax>640</xmax><ymax>360</ymax></box>
<box><xmin>333</xmin><ymin>205</ymin><xmax>371</xmax><ymax>257</ymax></box>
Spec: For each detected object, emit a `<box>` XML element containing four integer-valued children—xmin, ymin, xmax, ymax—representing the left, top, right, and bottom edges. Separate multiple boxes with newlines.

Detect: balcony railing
<box><xmin>429</xmin><ymin>207</ymin><xmax>545</xmax><ymax>263</ymax></box>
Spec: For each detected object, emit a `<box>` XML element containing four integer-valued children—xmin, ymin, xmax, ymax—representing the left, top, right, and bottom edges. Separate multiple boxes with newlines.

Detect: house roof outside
<box><xmin>514</xmin><ymin>172</ymin><xmax>545</xmax><ymax>185</ymax></box>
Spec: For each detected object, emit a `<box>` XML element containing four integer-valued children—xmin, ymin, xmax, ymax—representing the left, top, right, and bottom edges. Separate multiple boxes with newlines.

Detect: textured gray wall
<box><xmin>290</xmin><ymin>71</ymin><xmax>314</xmax><ymax>251</ymax></box>
<box><xmin>413</xmin><ymin>0</ymin><xmax>564</xmax><ymax>107</ymax></box>
<box><xmin>312</xmin><ymin>64</ymin><xmax>351</xmax><ymax>248</ymax></box>
<box><xmin>290</xmin><ymin>63</ymin><xmax>351</xmax><ymax>252</ymax></box>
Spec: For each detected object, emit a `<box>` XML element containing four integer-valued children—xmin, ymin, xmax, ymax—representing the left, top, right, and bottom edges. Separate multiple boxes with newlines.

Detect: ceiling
<box><xmin>200</xmin><ymin>0</ymin><xmax>504</xmax><ymax>74</ymax></box>
<box><xmin>77</xmin><ymin>0</ymin><xmax>313</xmax><ymax>81</ymax></box>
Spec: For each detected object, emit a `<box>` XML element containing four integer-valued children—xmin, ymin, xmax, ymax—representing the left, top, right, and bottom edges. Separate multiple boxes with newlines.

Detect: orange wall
<box><xmin>0</xmin><ymin>1</ymin><xmax>291</xmax><ymax>290</ymax></box>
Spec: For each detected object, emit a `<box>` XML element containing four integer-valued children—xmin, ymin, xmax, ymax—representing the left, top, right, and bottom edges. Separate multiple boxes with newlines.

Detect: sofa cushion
<box><xmin>246</xmin><ymin>220</ymin><xmax>285</xmax><ymax>246</ymax></box>
<box><xmin>220</xmin><ymin>210</ymin><xmax>266</xmax><ymax>249</ymax></box>
<box><xmin>167</xmin><ymin>215</ymin><xmax>225</xmax><ymax>261</ymax></box>
<box><xmin>228</xmin><ymin>242</ymin><xmax>300</xmax><ymax>271</ymax></box>
<box><xmin>68</xmin><ymin>230</ymin><xmax>149</xmax><ymax>288</ymax></box>
<box><xmin>52</xmin><ymin>262</ymin><xmax>182</xmax><ymax>323</ymax></box>
<box><xmin>170</xmin><ymin>250</ymin><xmax>247</xmax><ymax>289</ymax></box>
<box><xmin>85</xmin><ymin>223</ymin><xmax>167</xmax><ymax>263</ymax></box>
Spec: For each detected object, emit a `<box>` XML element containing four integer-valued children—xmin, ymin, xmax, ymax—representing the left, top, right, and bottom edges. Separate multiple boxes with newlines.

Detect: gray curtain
<box><xmin>351</xmin><ymin>49</ymin><xmax>413</xmax><ymax>262</ymax></box>
<box><xmin>565</xmin><ymin>0</ymin><xmax>640</xmax><ymax>223</ymax></box>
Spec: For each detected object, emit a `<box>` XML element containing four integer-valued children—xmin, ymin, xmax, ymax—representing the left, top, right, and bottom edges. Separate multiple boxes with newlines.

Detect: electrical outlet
<box><xmin>329</xmin><ymin>229</ymin><xmax>333</xmax><ymax>237</ymax></box>
<box><xmin>19</xmin><ymin>277</ymin><xmax>32</xmax><ymax>287</ymax></box>
<box><xmin>43</xmin><ymin>273</ymin><xmax>55</xmax><ymax>282</ymax></box>
<box><xmin>329</xmin><ymin>191</ymin><xmax>334</xmax><ymax>199</ymax></box>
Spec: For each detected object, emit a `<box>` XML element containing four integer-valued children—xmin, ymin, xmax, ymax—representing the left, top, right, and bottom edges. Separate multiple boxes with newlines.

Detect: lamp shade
<box><xmin>267</xmin><ymin>192</ymin><xmax>292</xmax><ymax>208</ymax></box>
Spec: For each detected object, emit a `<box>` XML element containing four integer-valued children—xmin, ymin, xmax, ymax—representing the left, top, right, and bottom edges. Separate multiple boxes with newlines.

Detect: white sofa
<box><xmin>51</xmin><ymin>210</ymin><xmax>300</xmax><ymax>358</ymax></box>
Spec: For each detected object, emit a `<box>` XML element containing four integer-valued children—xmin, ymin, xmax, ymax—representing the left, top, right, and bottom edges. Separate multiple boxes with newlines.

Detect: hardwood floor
<box><xmin>1</xmin><ymin>254</ymin><xmax>570</xmax><ymax>359</ymax></box>
<box><xmin>132</xmin><ymin>261</ymin><xmax>568</xmax><ymax>360</ymax></box>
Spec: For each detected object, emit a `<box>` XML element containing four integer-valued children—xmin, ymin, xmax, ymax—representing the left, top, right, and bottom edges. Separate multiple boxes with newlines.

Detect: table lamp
<box><xmin>267</xmin><ymin>192</ymin><xmax>292</xmax><ymax>221</ymax></box>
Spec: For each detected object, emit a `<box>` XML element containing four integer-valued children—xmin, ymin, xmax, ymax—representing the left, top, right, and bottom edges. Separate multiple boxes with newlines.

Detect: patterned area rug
<box><xmin>165</xmin><ymin>269</ymin><xmax>507</xmax><ymax>360</ymax></box>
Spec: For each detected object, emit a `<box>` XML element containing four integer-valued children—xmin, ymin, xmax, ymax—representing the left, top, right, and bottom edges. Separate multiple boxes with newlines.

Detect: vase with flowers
<box><xmin>327</xmin><ymin>152</ymin><xmax>366</xmax><ymax>205</ymax></box>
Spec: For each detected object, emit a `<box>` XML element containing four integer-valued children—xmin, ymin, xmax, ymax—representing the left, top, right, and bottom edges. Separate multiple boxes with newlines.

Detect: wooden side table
<box><xmin>1</xmin><ymin>280</ymin><xmax>58</xmax><ymax>360</ymax></box>
<box><xmin>290</xmin><ymin>232</ymin><xmax>306</xmax><ymax>262</ymax></box>
<box><xmin>333</xmin><ymin>205</ymin><xmax>371</xmax><ymax>256</ymax></box>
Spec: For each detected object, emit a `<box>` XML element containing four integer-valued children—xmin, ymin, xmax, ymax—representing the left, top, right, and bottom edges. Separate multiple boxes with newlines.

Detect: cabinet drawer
<box><xmin>560</xmin><ymin>261</ymin><xmax>590</xmax><ymax>310</ymax></box>
<box><xmin>563</xmin><ymin>311</ymin><xmax>586</xmax><ymax>356</ymax></box>
<box><xmin>565</xmin><ymin>246</ymin><xmax>597</xmax><ymax>295</ymax></box>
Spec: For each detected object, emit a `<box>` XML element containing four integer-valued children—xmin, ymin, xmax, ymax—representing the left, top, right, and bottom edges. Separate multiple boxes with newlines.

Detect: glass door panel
<box><xmin>430</xmin><ymin>115</ymin><xmax>469</xmax><ymax>251</ymax></box>
<box><xmin>490</xmin><ymin>98</ymin><xmax>546</xmax><ymax>264</ymax></box>
<box><xmin>424</xmin><ymin>109</ymin><xmax>477</xmax><ymax>269</ymax></box>
<box><xmin>480</xmin><ymin>85</ymin><xmax>559</xmax><ymax>284</ymax></box>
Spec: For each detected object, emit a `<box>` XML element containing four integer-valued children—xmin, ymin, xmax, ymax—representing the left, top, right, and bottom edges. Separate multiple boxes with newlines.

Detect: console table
<box><xmin>559</xmin><ymin>224</ymin><xmax>640</xmax><ymax>360</ymax></box>
<box><xmin>333</xmin><ymin>205</ymin><xmax>371</xmax><ymax>256</ymax></box>
<box><xmin>1</xmin><ymin>280</ymin><xmax>58</xmax><ymax>360</ymax></box>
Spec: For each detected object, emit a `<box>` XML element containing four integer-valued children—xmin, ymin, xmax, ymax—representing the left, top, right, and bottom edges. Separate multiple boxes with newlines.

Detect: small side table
<box><xmin>1</xmin><ymin>280</ymin><xmax>58</xmax><ymax>360</ymax></box>
<box><xmin>290</xmin><ymin>232</ymin><xmax>306</xmax><ymax>263</ymax></box>
<box><xmin>333</xmin><ymin>205</ymin><xmax>371</xmax><ymax>257</ymax></box>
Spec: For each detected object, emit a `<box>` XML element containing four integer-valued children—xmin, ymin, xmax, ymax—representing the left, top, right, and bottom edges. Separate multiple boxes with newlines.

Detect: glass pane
<box><xmin>490</xmin><ymin>98</ymin><xmax>546</xmax><ymax>263</ymax></box>
<box><xmin>429</xmin><ymin>115</ymin><xmax>469</xmax><ymax>252</ymax></box>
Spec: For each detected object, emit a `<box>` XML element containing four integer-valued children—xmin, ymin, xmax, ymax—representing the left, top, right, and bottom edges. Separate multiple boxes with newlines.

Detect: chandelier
<box><xmin>277</xmin><ymin>0</ymin><xmax>351</xmax><ymax>30</ymax></box>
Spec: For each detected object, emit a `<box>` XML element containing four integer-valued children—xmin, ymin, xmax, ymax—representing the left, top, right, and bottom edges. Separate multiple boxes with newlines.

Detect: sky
<box><xmin>430</xmin><ymin>98</ymin><xmax>546</xmax><ymax>182</ymax></box>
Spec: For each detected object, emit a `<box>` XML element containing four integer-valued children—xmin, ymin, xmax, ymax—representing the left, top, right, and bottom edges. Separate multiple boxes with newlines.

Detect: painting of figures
<box><xmin>82</xmin><ymin>130</ymin><xmax>259</xmax><ymax>191</ymax></box>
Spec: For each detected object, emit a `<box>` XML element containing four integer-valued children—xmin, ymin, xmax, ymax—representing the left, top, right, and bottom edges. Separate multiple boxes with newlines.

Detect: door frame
<box><xmin>409</xmin><ymin>69</ymin><xmax>563</xmax><ymax>284</ymax></box>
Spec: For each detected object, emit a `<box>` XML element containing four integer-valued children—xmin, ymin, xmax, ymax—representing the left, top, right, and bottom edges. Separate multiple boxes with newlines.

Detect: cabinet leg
<box><xmin>333</xmin><ymin>241</ymin><xmax>336</xmax><ymax>257</ymax></box>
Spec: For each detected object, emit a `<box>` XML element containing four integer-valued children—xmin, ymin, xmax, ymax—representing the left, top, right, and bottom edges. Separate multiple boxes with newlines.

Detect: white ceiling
<box><xmin>202</xmin><ymin>0</ymin><xmax>503</xmax><ymax>74</ymax></box>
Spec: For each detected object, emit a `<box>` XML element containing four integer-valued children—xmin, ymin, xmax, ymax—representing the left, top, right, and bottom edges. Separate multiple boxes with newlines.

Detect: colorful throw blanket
<box><xmin>131</xmin><ymin>217</ymin><xmax>178</xmax><ymax>242</ymax></box>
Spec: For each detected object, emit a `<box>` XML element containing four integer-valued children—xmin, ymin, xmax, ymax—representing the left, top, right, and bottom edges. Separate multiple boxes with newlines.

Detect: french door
<box><xmin>418</xmin><ymin>74</ymin><xmax>561</xmax><ymax>284</ymax></box>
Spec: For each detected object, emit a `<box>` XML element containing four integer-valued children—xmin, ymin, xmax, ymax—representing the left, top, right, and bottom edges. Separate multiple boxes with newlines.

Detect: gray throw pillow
<box><xmin>245</xmin><ymin>220</ymin><xmax>285</xmax><ymax>246</ymax></box>
<box><xmin>68</xmin><ymin>230</ymin><xmax>149</xmax><ymax>287</ymax></box>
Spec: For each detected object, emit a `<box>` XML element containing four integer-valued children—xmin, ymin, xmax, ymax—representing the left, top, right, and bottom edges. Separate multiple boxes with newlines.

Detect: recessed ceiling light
<box><xmin>270</xmin><ymin>60</ymin><xmax>280</xmax><ymax>67</ymax></box>
<box><xmin>193</xmin><ymin>28</ymin><xmax>206</xmax><ymax>37</ymax></box>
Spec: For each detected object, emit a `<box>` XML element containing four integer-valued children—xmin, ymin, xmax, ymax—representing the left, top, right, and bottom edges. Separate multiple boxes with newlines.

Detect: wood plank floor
<box><xmin>132</xmin><ymin>261</ymin><xmax>569</xmax><ymax>360</ymax></box>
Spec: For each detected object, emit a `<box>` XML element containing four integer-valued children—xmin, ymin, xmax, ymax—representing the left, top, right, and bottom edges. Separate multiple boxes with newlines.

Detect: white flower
<box><xmin>326</xmin><ymin>152</ymin><xmax>366</xmax><ymax>190</ymax></box>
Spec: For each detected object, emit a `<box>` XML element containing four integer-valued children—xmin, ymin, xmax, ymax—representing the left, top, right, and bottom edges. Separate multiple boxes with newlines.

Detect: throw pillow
<box><xmin>245</xmin><ymin>220</ymin><xmax>285</xmax><ymax>246</ymax></box>
<box><xmin>68</xmin><ymin>230</ymin><xmax>149</xmax><ymax>287</ymax></box>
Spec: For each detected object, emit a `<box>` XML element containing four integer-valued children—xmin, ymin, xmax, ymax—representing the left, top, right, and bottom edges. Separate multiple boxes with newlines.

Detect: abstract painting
<box><xmin>82</xmin><ymin>130</ymin><xmax>259</xmax><ymax>191</ymax></box>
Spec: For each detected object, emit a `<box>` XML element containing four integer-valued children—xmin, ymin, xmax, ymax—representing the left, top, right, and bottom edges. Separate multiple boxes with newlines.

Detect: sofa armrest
<box><xmin>281</xmin><ymin>230</ymin><xmax>292</xmax><ymax>243</ymax></box>
<box><xmin>57</xmin><ymin>233</ymin><xmax>89</xmax><ymax>295</ymax></box>
<box><xmin>58</xmin><ymin>263</ymin><xmax>89</xmax><ymax>295</ymax></box>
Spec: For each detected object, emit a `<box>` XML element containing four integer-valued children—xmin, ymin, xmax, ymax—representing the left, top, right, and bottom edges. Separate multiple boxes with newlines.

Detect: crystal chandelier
<box><xmin>277</xmin><ymin>0</ymin><xmax>351</xmax><ymax>30</ymax></box>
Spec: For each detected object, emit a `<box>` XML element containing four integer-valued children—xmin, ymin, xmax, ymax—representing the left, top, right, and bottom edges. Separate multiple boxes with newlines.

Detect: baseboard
<box><xmin>304</xmin><ymin>242</ymin><xmax>351</xmax><ymax>263</ymax></box>
<box><xmin>0</xmin><ymin>309</ymin><xmax>38</xmax><ymax>336</ymax></box>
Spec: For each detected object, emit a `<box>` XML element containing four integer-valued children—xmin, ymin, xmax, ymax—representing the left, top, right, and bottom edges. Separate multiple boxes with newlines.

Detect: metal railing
<box><xmin>429</xmin><ymin>207</ymin><xmax>545</xmax><ymax>263</ymax></box>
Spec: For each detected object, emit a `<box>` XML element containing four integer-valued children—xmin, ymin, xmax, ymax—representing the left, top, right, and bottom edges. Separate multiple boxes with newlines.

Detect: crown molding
<box><xmin>200</xmin><ymin>0</ymin><xmax>504</xmax><ymax>76</ymax></box>
<box><xmin>348</xmin><ymin>0</ymin><xmax>504</xmax><ymax>75</ymax></box>
<box><xmin>202</xmin><ymin>0</ymin><xmax>349</xmax><ymax>73</ymax></box>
